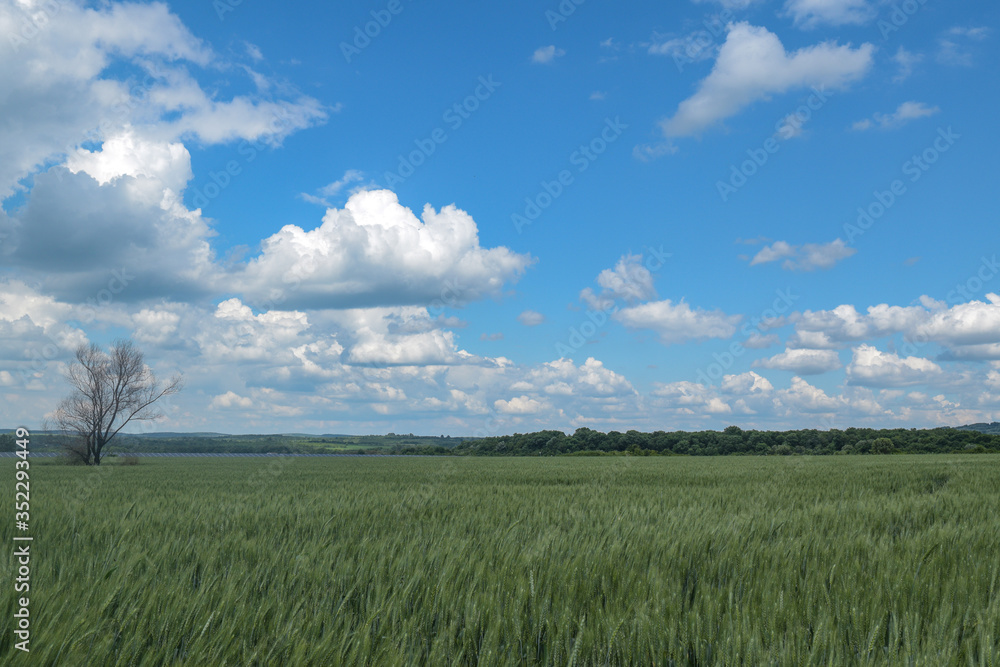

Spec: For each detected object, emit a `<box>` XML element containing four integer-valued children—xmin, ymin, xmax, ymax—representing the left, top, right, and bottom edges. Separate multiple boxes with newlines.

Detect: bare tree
<box><xmin>54</xmin><ymin>339</ymin><xmax>182</xmax><ymax>465</ymax></box>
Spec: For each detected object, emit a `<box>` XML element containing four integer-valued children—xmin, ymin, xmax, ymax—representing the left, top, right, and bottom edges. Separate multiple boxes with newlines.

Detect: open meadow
<box><xmin>3</xmin><ymin>455</ymin><xmax>1000</xmax><ymax>665</ymax></box>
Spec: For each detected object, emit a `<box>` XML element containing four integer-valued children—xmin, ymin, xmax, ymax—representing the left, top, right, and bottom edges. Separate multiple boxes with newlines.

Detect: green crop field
<box><xmin>3</xmin><ymin>455</ymin><xmax>999</xmax><ymax>665</ymax></box>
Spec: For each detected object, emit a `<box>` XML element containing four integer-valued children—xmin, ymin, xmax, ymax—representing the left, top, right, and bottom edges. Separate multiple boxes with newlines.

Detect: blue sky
<box><xmin>1</xmin><ymin>0</ymin><xmax>999</xmax><ymax>435</ymax></box>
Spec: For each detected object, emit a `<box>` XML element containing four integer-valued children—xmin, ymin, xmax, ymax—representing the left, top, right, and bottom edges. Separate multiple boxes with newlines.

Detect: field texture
<box><xmin>3</xmin><ymin>455</ymin><xmax>999</xmax><ymax>665</ymax></box>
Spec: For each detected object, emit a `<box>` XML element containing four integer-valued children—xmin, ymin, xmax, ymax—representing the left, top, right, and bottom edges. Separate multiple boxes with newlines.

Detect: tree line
<box><xmin>5</xmin><ymin>426</ymin><xmax>998</xmax><ymax>457</ymax></box>
<box><xmin>383</xmin><ymin>425</ymin><xmax>999</xmax><ymax>456</ymax></box>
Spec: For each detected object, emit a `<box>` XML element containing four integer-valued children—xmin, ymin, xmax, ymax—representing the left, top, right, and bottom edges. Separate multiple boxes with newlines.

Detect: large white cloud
<box><xmin>721</xmin><ymin>371</ymin><xmax>774</xmax><ymax>395</ymax></box>
<box><xmin>0</xmin><ymin>0</ymin><xmax>205</xmax><ymax>198</ymax></box>
<box><xmin>580</xmin><ymin>254</ymin><xmax>658</xmax><ymax>312</ymax></box>
<box><xmin>662</xmin><ymin>23</ymin><xmax>873</xmax><ymax>137</ymax></box>
<box><xmin>0</xmin><ymin>0</ymin><xmax>326</xmax><ymax>201</ymax></box>
<box><xmin>195</xmin><ymin>298</ymin><xmax>313</xmax><ymax>365</ymax></box>
<box><xmin>495</xmin><ymin>396</ymin><xmax>547</xmax><ymax>415</ymax></box>
<box><xmin>754</xmin><ymin>348</ymin><xmax>842</xmax><ymax>375</ymax></box>
<box><xmin>791</xmin><ymin>302</ymin><xmax>929</xmax><ymax>346</ymax></box>
<box><xmin>4</xmin><ymin>159</ymin><xmax>218</xmax><ymax>301</ymax></box>
<box><xmin>615</xmin><ymin>300</ymin><xmax>741</xmax><ymax>345</ymax></box>
<box><xmin>775</xmin><ymin>376</ymin><xmax>844</xmax><ymax>414</ymax></box>
<box><xmin>846</xmin><ymin>344</ymin><xmax>942</xmax><ymax>387</ymax></box>
<box><xmin>0</xmin><ymin>0</ymin><xmax>332</xmax><ymax>304</ymax></box>
<box><xmin>3</xmin><ymin>280</ymin><xmax>997</xmax><ymax>432</ymax></box>
<box><xmin>790</xmin><ymin>295</ymin><xmax>1000</xmax><ymax>360</ymax></box>
<box><xmin>65</xmin><ymin>128</ymin><xmax>193</xmax><ymax>195</ymax></box>
<box><xmin>521</xmin><ymin>358</ymin><xmax>636</xmax><ymax>399</ymax></box>
<box><xmin>342</xmin><ymin>330</ymin><xmax>474</xmax><ymax>367</ymax></box>
<box><xmin>236</xmin><ymin>189</ymin><xmax>533</xmax><ymax>310</ymax></box>
<box><xmin>652</xmin><ymin>381</ymin><xmax>732</xmax><ymax>415</ymax></box>
<box><xmin>0</xmin><ymin>280</ymin><xmax>89</xmax><ymax>375</ymax></box>
<box><xmin>916</xmin><ymin>294</ymin><xmax>1000</xmax><ymax>346</ymax></box>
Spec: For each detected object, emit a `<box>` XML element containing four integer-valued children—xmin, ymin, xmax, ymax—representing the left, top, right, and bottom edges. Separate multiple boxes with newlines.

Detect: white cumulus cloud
<box><xmin>211</xmin><ymin>391</ymin><xmax>254</xmax><ymax>409</ymax></box>
<box><xmin>615</xmin><ymin>300</ymin><xmax>741</xmax><ymax>345</ymax></box>
<box><xmin>846</xmin><ymin>344</ymin><xmax>942</xmax><ymax>387</ymax></box>
<box><xmin>495</xmin><ymin>396</ymin><xmax>547</xmax><ymax>414</ymax></box>
<box><xmin>236</xmin><ymin>189</ymin><xmax>533</xmax><ymax>310</ymax></box>
<box><xmin>580</xmin><ymin>254</ymin><xmax>659</xmax><ymax>311</ymax></box>
<box><xmin>754</xmin><ymin>348</ymin><xmax>842</xmax><ymax>375</ymax></box>
<box><xmin>662</xmin><ymin>23</ymin><xmax>873</xmax><ymax>137</ymax></box>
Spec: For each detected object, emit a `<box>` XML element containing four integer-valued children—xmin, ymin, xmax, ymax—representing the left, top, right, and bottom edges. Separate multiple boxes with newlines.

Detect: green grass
<box><xmin>3</xmin><ymin>455</ymin><xmax>999</xmax><ymax>665</ymax></box>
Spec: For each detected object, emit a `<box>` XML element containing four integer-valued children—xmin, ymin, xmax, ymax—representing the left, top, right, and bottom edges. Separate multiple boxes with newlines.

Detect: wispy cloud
<box><xmin>532</xmin><ymin>45</ymin><xmax>565</xmax><ymax>64</ymax></box>
<box><xmin>892</xmin><ymin>47</ymin><xmax>922</xmax><ymax>83</ymax></box>
<box><xmin>299</xmin><ymin>169</ymin><xmax>366</xmax><ymax>207</ymax></box>
<box><xmin>852</xmin><ymin>101</ymin><xmax>940</xmax><ymax>131</ymax></box>
<box><xmin>517</xmin><ymin>310</ymin><xmax>546</xmax><ymax>326</ymax></box>
<box><xmin>937</xmin><ymin>26</ymin><xmax>990</xmax><ymax>66</ymax></box>
<box><xmin>750</xmin><ymin>239</ymin><xmax>855</xmax><ymax>271</ymax></box>
<box><xmin>782</xmin><ymin>0</ymin><xmax>876</xmax><ymax>29</ymax></box>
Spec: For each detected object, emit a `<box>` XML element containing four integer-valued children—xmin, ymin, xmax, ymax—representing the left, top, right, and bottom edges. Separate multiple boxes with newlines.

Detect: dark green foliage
<box><xmin>445</xmin><ymin>427</ymin><xmax>1000</xmax><ymax>457</ymax></box>
<box><xmin>6</xmin><ymin>426</ymin><xmax>997</xmax><ymax>457</ymax></box>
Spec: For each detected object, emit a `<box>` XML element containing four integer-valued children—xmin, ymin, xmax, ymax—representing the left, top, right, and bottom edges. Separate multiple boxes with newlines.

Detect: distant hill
<box><xmin>0</xmin><ymin>429</ymin><xmax>230</xmax><ymax>437</ymax></box>
<box><xmin>128</xmin><ymin>432</ymin><xmax>230</xmax><ymax>438</ymax></box>
<box><xmin>953</xmin><ymin>422</ymin><xmax>1000</xmax><ymax>434</ymax></box>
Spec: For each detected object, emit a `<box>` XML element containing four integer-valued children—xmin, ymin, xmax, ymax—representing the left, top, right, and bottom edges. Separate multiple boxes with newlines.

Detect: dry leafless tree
<box><xmin>53</xmin><ymin>339</ymin><xmax>182</xmax><ymax>465</ymax></box>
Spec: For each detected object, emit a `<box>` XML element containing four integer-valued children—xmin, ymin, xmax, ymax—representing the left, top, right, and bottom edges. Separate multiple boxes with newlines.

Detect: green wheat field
<box><xmin>3</xmin><ymin>455</ymin><xmax>999</xmax><ymax>665</ymax></box>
